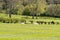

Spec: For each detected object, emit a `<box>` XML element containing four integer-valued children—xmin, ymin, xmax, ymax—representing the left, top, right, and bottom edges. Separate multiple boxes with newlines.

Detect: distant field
<box><xmin>0</xmin><ymin>23</ymin><xmax>60</xmax><ymax>40</ymax></box>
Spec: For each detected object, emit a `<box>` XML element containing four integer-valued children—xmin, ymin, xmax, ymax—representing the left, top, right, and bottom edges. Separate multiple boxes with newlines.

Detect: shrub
<box><xmin>10</xmin><ymin>18</ymin><xmax>19</xmax><ymax>23</ymax></box>
<box><xmin>0</xmin><ymin>16</ymin><xmax>20</xmax><ymax>23</ymax></box>
<box><xmin>0</xmin><ymin>17</ymin><xmax>6</xmax><ymax>23</ymax></box>
<box><xmin>5</xmin><ymin>18</ymin><xmax>10</xmax><ymax>23</ymax></box>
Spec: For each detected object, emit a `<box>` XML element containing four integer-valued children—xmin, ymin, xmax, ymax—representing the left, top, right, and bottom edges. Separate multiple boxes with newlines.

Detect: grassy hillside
<box><xmin>0</xmin><ymin>23</ymin><xmax>60</xmax><ymax>40</ymax></box>
<box><xmin>0</xmin><ymin>14</ymin><xmax>60</xmax><ymax>40</ymax></box>
<box><xmin>0</xmin><ymin>0</ymin><xmax>60</xmax><ymax>40</ymax></box>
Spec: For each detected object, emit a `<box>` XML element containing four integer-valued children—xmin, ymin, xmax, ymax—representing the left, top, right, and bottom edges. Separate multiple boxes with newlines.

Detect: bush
<box><xmin>0</xmin><ymin>17</ymin><xmax>20</xmax><ymax>23</ymax></box>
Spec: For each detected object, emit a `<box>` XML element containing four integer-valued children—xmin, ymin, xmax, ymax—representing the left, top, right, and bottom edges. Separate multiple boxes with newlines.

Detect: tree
<box><xmin>30</xmin><ymin>0</ymin><xmax>46</xmax><ymax>19</ymax></box>
<box><xmin>2</xmin><ymin>0</ymin><xmax>19</xmax><ymax>18</ymax></box>
<box><xmin>0</xmin><ymin>0</ymin><xmax>2</xmax><ymax>13</ymax></box>
<box><xmin>46</xmin><ymin>4</ymin><xmax>60</xmax><ymax>17</ymax></box>
<box><xmin>46</xmin><ymin>0</ymin><xmax>60</xmax><ymax>4</ymax></box>
<box><xmin>2</xmin><ymin>0</ymin><xmax>11</xmax><ymax>18</ymax></box>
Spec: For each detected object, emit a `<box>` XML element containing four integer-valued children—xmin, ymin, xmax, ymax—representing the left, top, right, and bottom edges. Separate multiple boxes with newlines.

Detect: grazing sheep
<box><xmin>48</xmin><ymin>22</ymin><xmax>51</xmax><ymax>24</ymax></box>
<box><xmin>21</xmin><ymin>22</ymin><xmax>25</xmax><ymax>24</ymax></box>
<box><xmin>51</xmin><ymin>21</ymin><xmax>55</xmax><ymax>24</ymax></box>
<box><xmin>36</xmin><ymin>21</ymin><xmax>53</xmax><ymax>24</ymax></box>
<box><xmin>56</xmin><ymin>22</ymin><xmax>60</xmax><ymax>24</ymax></box>
<box><xmin>44</xmin><ymin>22</ymin><xmax>47</xmax><ymax>24</ymax></box>
<box><xmin>21</xmin><ymin>21</ymin><xmax>26</xmax><ymax>24</ymax></box>
<box><xmin>36</xmin><ymin>21</ymin><xmax>44</xmax><ymax>24</ymax></box>
<box><xmin>36</xmin><ymin>21</ymin><xmax>40</xmax><ymax>24</ymax></box>
<box><xmin>20</xmin><ymin>20</ymin><xmax>26</xmax><ymax>24</ymax></box>
<box><xmin>40</xmin><ymin>21</ymin><xmax>44</xmax><ymax>24</ymax></box>
<box><xmin>30</xmin><ymin>21</ymin><xmax>33</xmax><ymax>24</ymax></box>
<box><xmin>34</xmin><ymin>23</ymin><xmax>38</xmax><ymax>25</ymax></box>
<box><xmin>6</xmin><ymin>21</ymin><xmax>9</xmax><ymax>23</ymax></box>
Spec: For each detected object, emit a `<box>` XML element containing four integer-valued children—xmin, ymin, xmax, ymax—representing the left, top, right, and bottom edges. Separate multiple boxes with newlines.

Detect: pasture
<box><xmin>0</xmin><ymin>14</ymin><xmax>60</xmax><ymax>40</ymax></box>
<box><xmin>0</xmin><ymin>0</ymin><xmax>60</xmax><ymax>40</ymax></box>
<box><xmin>0</xmin><ymin>23</ymin><xmax>60</xmax><ymax>40</ymax></box>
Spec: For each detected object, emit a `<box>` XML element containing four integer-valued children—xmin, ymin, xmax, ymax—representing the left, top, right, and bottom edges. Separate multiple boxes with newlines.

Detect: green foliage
<box><xmin>0</xmin><ymin>0</ymin><xmax>60</xmax><ymax>18</ymax></box>
<box><xmin>18</xmin><ymin>9</ymin><xmax>23</xmax><ymax>15</ymax></box>
<box><xmin>46</xmin><ymin>4</ymin><xmax>60</xmax><ymax>17</ymax></box>
<box><xmin>23</xmin><ymin>5</ymin><xmax>31</xmax><ymax>15</ymax></box>
<box><xmin>0</xmin><ymin>0</ymin><xmax>46</xmax><ymax>15</ymax></box>
<box><xmin>11</xmin><ymin>8</ymin><xmax>18</xmax><ymax>15</ymax></box>
<box><xmin>0</xmin><ymin>16</ymin><xmax>19</xmax><ymax>23</ymax></box>
<box><xmin>23</xmin><ymin>5</ymin><xmax>36</xmax><ymax>15</ymax></box>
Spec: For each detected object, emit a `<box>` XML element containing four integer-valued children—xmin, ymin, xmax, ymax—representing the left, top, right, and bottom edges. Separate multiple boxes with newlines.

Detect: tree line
<box><xmin>0</xmin><ymin>0</ymin><xmax>60</xmax><ymax>19</ymax></box>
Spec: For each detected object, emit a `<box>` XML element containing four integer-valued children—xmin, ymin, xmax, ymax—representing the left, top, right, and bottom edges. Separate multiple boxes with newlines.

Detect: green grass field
<box><xmin>0</xmin><ymin>23</ymin><xmax>60</xmax><ymax>40</ymax></box>
<box><xmin>0</xmin><ymin>14</ymin><xmax>60</xmax><ymax>40</ymax></box>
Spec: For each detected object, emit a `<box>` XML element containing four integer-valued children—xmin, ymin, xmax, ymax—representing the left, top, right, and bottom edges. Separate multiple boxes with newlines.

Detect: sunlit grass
<box><xmin>0</xmin><ymin>14</ymin><xmax>60</xmax><ymax>40</ymax></box>
<box><xmin>0</xmin><ymin>23</ymin><xmax>60</xmax><ymax>40</ymax></box>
